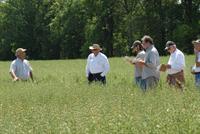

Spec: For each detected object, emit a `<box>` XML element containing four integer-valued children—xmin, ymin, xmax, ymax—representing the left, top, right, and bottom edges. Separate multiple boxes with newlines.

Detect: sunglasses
<box><xmin>91</xmin><ymin>49</ymin><xmax>98</xmax><ymax>51</ymax></box>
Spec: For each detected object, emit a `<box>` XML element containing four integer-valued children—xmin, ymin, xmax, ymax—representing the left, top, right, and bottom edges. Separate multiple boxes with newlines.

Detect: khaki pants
<box><xmin>167</xmin><ymin>70</ymin><xmax>185</xmax><ymax>89</ymax></box>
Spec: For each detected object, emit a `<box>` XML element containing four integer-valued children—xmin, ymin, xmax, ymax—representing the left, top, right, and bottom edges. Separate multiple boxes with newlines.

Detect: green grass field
<box><xmin>1</xmin><ymin>55</ymin><xmax>200</xmax><ymax>133</ymax></box>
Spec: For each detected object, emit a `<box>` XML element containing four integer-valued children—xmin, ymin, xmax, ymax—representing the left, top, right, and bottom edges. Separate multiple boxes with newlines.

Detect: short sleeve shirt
<box><xmin>134</xmin><ymin>50</ymin><xmax>145</xmax><ymax>77</ymax></box>
<box><xmin>9</xmin><ymin>58</ymin><xmax>32</xmax><ymax>80</ymax></box>
<box><xmin>142</xmin><ymin>45</ymin><xmax>160</xmax><ymax>79</ymax></box>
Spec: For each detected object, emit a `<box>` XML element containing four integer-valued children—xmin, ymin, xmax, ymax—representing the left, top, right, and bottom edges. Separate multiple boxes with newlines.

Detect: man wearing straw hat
<box><xmin>191</xmin><ymin>39</ymin><xmax>200</xmax><ymax>87</ymax></box>
<box><xmin>86</xmin><ymin>44</ymin><xmax>110</xmax><ymax>84</ymax></box>
<box><xmin>164</xmin><ymin>41</ymin><xmax>185</xmax><ymax>89</ymax></box>
<box><xmin>9</xmin><ymin>48</ymin><xmax>33</xmax><ymax>81</ymax></box>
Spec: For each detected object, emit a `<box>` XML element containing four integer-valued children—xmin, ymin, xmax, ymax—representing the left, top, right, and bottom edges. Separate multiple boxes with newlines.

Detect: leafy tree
<box><xmin>0</xmin><ymin>0</ymin><xmax>199</xmax><ymax>60</ymax></box>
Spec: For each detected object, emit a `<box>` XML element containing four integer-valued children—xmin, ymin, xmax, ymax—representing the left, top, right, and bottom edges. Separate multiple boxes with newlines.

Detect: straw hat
<box><xmin>192</xmin><ymin>39</ymin><xmax>200</xmax><ymax>45</ymax></box>
<box><xmin>89</xmin><ymin>44</ymin><xmax>102</xmax><ymax>50</ymax></box>
<box><xmin>15</xmin><ymin>48</ymin><xmax>26</xmax><ymax>56</ymax></box>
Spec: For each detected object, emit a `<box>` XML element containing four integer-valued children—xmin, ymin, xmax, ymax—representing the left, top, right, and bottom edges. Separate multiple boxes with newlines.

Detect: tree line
<box><xmin>0</xmin><ymin>0</ymin><xmax>199</xmax><ymax>60</ymax></box>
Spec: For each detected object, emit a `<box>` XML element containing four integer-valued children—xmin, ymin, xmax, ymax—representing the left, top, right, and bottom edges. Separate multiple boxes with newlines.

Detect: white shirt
<box><xmin>192</xmin><ymin>52</ymin><xmax>200</xmax><ymax>72</ymax></box>
<box><xmin>9</xmin><ymin>58</ymin><xmax>33</xmax><ymax>80</ymax></box>
<box><xmin>86</xmin><ymin>52</ymin><xmax>110</xmax><ymax>77</ymax></box>
<box><xmin>167</xmin><ymin>49</ymin><xmax>185</xmax><ymax>74</ymax></box>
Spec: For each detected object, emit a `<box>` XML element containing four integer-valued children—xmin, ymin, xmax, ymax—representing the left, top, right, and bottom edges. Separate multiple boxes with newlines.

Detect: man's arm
<box><xmin>196</xmin><ymin>53</ymin><xmax>200</xmax><ymax>67</ymax></box>
<box><xmin>9</xmin><ymin>62</ymin><xmax>20</xmax><ymax>81</ymax></box>
<box><xmin>101</xmin><ymin>56</ymin><xmax>110</xmax><ymax>77</ymax></box>
<box><xmin>136</xmin><ymin>52</ymin><xmax>157</xmax><ymax>69</ymax></box>
<box><xmin>196</xmin><ymin>62</ymin><xmax>200</xmax><ymax>67</ymax></box>
<box><xmin>10</xmin><ymin>70</ymin><xmax>19</xmax><ymax>81</ymax></box>
<box><xmin>145</xmin><ymin>52</ymin><xmax>158</xmax><ymax>69</ymax></box>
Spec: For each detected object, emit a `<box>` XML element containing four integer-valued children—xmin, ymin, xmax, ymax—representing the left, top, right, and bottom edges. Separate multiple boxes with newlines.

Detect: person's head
<box><xmin>141</xmin><ymin>35</ymin><xmax>153</xmax><ymax>49</ymax></box>
<box><xmin>15</xmin><ymin>48</ymin><xmax>26</xmax><ymax>60</ymax></box>
<box><xmin>131</xmin><ymin>40</ymin><xmax>143</xmax><ymax>54</ymax></box>
<box><xmin>165</xmin><ymin>41</ymin><xmax>176</xmax><ymax>54</ymax></box>
<box><xmin>192</xmin><ymin>39</ymin><xmax>200</xmax><ymax>51</ymax></box>
<box><xmin>89</xmin><ymin>44</ymin><xmax>102</xmax><ymax>56</ymax></box>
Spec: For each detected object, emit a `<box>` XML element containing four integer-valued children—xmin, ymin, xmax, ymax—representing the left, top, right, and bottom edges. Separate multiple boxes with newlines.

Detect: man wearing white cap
<box><xmin>9</xmin><ymin>48</ymin><xmax>33</xmax><ymax>81</ymax></box>
<box><xmin>86</xmin><ymin>44</ymin><xmax>110</xmax><ymax>84</ymax></box>
<box><xmin>164</xmin><ymin>41</ymin><xmax>185</xmax><ymax>89</ymax></box>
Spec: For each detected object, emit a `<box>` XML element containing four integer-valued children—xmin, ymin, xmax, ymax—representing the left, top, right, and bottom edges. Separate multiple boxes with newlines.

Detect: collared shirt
<box><xmin>167</xmin><ymin>49</ymin><xmax>185</xmax><ymax>75</ymax></box>
<box><xmin>9</xmin><ymin>58</ymin><xmax>33</xmax><ymax>80</ymax></box>
<box><xmin>134</xmin><ymin>50</ymin><xmax>145</xmax><ymax>77</ymax></box>
<box><xmin>142</xmin><ymin>45</ymin><xmax>160</xmax><ymax>79</ymax></box>
<box><xmin>86</xmin><ymin>52</ymin><xmax>110</xmax><ymax>77</ymax></box>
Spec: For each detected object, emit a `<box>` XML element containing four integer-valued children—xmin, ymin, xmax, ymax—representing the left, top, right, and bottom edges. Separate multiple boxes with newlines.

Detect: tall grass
<box><xmin>0</xmin><ymin>56</ymin><xmax>200</xmax><ymax>133</ymax></box>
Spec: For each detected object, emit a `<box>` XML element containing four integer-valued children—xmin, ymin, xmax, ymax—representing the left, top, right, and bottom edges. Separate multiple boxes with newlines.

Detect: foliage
<box><xmin>0</xmin><ymin>0</ymin><xmax>199</xmax><ymax>60</ymax></box>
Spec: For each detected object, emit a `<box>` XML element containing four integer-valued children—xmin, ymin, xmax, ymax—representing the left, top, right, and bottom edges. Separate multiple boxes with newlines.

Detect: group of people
<box><xmin>85</xmin><ymin>35</ymin><xmax>200</xmax><ymax>91</ymax></box>
<box><xmin>9</xmin><ymin>35</ymin><xmax>200</xmax><ymax>91</ymax></box>
<box><xmin>129</xmin><ymin>36</ymin><xmax>185</xmax><ymax>90</ymax></box>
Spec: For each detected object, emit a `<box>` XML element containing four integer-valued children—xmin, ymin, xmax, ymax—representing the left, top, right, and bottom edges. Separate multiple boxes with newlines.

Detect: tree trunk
<box><xmin>182</xmin><ymin>0</ymin><xmax>193</xmax><ymax>23</ymax></box>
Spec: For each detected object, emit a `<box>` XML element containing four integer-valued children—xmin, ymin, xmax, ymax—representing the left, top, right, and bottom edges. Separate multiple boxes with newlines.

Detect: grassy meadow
<box><xmin>1</xmin><ymin>55</ymin><xmax>200</xmax><ymax>133</ymax></box>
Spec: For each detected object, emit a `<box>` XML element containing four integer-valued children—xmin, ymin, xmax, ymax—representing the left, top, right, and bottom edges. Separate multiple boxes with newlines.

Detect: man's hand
<box><xmin>100</xmin><ymin>73</ymin><xmax>105</xmax><ymax>77</ymax></box>
<box><xmin>135</xmin><ymin>60</ymin><xmax>145</xmax><ymax>68</ymax></box>
<box><xmin>165</xmin><ymin>64</ymin><xmax>171</xmax><ymax>69</ymax></box>
<box><xmin>13</xmin><ymin>77</ymin><xmax>20</xmax><ymax>82</ymax></box>
<box><xmin>191</xmin><ymin>71</ymin><xmax>196</xmax><ymax>75</ymax></box>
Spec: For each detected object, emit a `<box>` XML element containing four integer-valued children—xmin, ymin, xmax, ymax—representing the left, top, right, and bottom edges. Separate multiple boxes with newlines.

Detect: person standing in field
<box><xmin>164</xmin><ymin>41</ymin><xmax>185</xmax><ymax>89</ymax></box>
<box><xmin>136</xmin><ymin>35</ymin><xmax>160</xmax><ymax>91</ymax></box>
<box><xmin>9</xmin><ymin>48</ymin><xmax>33</xmax><ymax>81</ymax></box>
<box><xmin>86</xmin><ymin>44</ymin><xmax>110</xmax><ymax>84</ymax></box>
<box><xmin>191</xmin><ymin>39</ymin><xmax>200</xmax><ymax>87</ymax></box>
<box><xmin>129</xmin><ymin>40</ymin><xmax>145</xmax><ymax>87</ymax></box>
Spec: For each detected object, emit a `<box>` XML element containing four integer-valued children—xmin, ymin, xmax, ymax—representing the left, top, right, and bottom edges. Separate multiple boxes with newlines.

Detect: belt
<box><xmin>168</xmin><ymin>70</ymin><xmax>183</xmax><ymax>76</ymax></box>
<box><xmin>193</xmin><ymin>72</ymin><xmax>200</xmax><ymax>74</ymax></box>
<box><xmin>90</xmin><ymin>72</ymin><xmax>102</xmax><ymax>75</ymax></box>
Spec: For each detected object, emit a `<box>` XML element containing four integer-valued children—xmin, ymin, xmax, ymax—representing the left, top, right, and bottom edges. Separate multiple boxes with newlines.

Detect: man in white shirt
<box><xmin>9</xmin><ymin>48</ymin><xmax>33</xmax><ymax>81</ymax></box>
<box><xmin>86</xmin><ymin>44</ymin><xmax>110</xmax><ymax>84</ymax></box>
<box><xmin>191</xmin><ymin>39</ymin><xmax>200</xmax><ymax>87</ymax></box>
<box><xmin>164</xmin><ymin>41</ymin><xmax>185</xmax><ymax>89</ymax></box>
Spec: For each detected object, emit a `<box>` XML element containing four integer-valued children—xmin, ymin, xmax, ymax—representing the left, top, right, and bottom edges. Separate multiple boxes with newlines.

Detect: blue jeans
<box><xmin>140</xmin><ymin>77</ymin><xmax>159</xmax><ymax>91</ymax></box>
<box><xmin>135</xmin><ymin>77</ymin><xmax>142</xmax><ymax>87</ymax></box>
<box><xmin>195</xmin><ymin>73</ymin><xmax>200</xmax><ymax>87</ymax></box>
